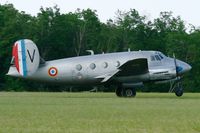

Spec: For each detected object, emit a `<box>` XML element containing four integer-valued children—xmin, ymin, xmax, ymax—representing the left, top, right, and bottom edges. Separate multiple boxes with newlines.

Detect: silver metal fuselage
<box><xmin>7</xmin><ymin>51</ymin><xmax>191</xmax><ymax>86</ymax></box>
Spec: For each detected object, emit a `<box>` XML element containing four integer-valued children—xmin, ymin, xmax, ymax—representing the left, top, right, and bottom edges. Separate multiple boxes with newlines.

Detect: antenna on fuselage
<box><xmin>86</xmin><ymin>50</ymin><xmax>94</xmax><ymax>55</ymax></box>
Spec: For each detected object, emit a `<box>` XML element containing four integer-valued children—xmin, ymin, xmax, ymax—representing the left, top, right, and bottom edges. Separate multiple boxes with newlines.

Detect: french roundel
<box><xmin>48</xmin><ymin>67</ymin><xmax>58</xmax><ymax>77</ymax></box>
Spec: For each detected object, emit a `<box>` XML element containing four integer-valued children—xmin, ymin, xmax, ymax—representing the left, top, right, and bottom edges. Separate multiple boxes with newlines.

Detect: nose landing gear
<box><xmin>169</xmin><ymin>81</ymin><xmax>184</xmax><ymax>97</ymax></box>
<box><xmin>175</xmin><ymin>87</ymin><xmax>183</xmax><ymax>97</ymax></box>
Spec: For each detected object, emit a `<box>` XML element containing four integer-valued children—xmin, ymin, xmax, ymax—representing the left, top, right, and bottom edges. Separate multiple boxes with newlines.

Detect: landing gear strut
<box><xmin>116</xmin><ymin>86</ymin><xmax>136</xmax><ymax>97</ymax></box>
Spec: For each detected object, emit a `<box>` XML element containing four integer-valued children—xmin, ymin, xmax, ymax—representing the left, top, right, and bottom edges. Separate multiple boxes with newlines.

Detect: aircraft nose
<box><xmin>185</xmin><ymin>63</ymin><xmax>192</xmax><ymax>72</ymax></box>
<box><xmin>177</xmin><ymin>60</ymin><xmax>192</xmax><ymax>74</ymax></box>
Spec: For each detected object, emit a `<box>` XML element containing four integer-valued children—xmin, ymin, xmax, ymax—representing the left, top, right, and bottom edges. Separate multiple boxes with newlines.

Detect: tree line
<box><xmin>0</xmin><ymin>4</ymin><xmax>199</xmax><ymax>92</ymax></box>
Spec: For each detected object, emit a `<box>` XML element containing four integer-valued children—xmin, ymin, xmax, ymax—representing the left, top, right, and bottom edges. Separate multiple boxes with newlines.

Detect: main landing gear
<box><xmin>116</xmin><ymin>86</ymin><xmax>136</xmax><ymax>97</ymax></box>
<box><xmin>169</xmin><ymin>81</ymin><xmax>184</xmax><ymax>97</ymax></box>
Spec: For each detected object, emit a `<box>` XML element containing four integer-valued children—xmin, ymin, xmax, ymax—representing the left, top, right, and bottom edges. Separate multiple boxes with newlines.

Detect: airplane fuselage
<box><xmin>8</xmin><ymin>51</ymin><xmax>191</xmax><ymax>86</ymax></box>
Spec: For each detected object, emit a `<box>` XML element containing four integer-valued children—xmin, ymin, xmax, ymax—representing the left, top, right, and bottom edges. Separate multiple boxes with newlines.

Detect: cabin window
<box><xmin>115</xmin><ymin>61</ymin><xmax>120</xmax><ymax>67</ymax></box>
<box><xmin>102</xmin><ymin>62</ymin><xmax>108</xmax><ymax>68</ymax></box>
<box><xmin>90</xmin><ymin>63</ymin><xmax>96</xmax><ymax>70</ymax></box>
<box><xmin>76</xmin><ymin>64</ymin><xmax>82</xmax><ymax>71</ymax></box>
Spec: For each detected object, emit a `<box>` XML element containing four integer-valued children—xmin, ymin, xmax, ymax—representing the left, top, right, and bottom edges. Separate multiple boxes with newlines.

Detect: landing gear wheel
<box><xmin>116</xmin><ymin>86</ymin><xmax>136</xmax><ymax>97</ymax></box>
<box><xmin>116</xmin><ymin>87</ymin><xmax>123</xmax><ymax>97</ymax></box>
<box><xmin>124</xmin><ymin>88</ymin><xmax>136</xmax><ymax>97</ymax></box>
<box><xmin>175</xmin><ymin>88</ymin><xmax>183</xmax><ymax>97</ymax></box>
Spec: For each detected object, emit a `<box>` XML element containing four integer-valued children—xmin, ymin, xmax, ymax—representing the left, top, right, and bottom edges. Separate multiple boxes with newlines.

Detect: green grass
<box><xmin>0</xmin><ymin>92</ymin><xmax>200</xmax><ymax>133</ymax></box>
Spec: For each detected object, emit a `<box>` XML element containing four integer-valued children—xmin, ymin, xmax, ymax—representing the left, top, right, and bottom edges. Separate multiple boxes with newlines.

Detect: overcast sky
<box><xmin>1</xmin><ymin>0</ymin><xmax>200</xmax><ymax>27</ymax></box>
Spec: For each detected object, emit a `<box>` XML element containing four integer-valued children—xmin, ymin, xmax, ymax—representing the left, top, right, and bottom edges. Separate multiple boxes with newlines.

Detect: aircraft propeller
<box><xmin>172</xmin><ymin>53</ymin><xmax>184</xmax><ymax>94</ymax></box>
<box><xmin>173</xmin><ymin>53</ymin><xmax>178</xmax><ymax>77</ymax></box>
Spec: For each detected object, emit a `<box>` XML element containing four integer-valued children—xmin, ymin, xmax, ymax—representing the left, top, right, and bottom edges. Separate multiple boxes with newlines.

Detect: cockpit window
<box><xmin>155</xmin><ymin>55</ymin><xmax>161</xmax><ymax>61</ymax></box>
<box><xmin>151</xmin><ymin>56</ymin><xmax>155</xmax><ymax>61</ymax></box>
<box><xmin>158</xmin><ymin>54</ymin><xmax>164</xmax><ymax>59</ymax></box>
<box><xmin>151</xmin><ymin>52</ymin><xmax>165</xmax><ymax>61</ymax></box>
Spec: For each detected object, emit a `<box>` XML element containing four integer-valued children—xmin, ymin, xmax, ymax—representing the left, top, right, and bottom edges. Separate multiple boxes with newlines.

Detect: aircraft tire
<box><xmin>124</xmin><ymin>88</ymin><xmax>136</xmax><ymax>97</ymax></box>
<box><xmin>116</xmin><ymin>87</ymin><xmax>123</xmax><ymax>97</ymax></box>
<box><xmin>175</xmin><ymin>88</ymin><xmax>183</xmax><ymax>97</ymax></box>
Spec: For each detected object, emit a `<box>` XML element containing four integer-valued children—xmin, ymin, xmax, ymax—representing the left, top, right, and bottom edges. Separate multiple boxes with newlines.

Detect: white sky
<box><xmin>0</xmin><ymin>0</ymin><xmax>200</xmax><ymax>27</ymax></box>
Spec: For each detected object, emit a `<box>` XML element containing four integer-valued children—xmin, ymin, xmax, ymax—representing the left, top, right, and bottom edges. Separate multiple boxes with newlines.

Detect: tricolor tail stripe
<box><xmin>21</xmin><ymin>40</ymin><xmax>27</xmax><ymax>77</ymax></box>
<box><xmin>18</xmin><ymin>42</ymin><xmax>23</xmax><ymax>75</ymax></box>
<box><xmin>13</xmin><ymin>43</ymin><xmax>19</xmax><ymax>72</ymax></box>
<box><xmin>17</xmin><ymin>40</ymin><xmax>27</xmax><ymax>77</ymax></box>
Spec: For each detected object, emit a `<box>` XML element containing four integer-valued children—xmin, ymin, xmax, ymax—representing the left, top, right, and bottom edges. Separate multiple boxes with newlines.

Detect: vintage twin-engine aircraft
<box><xmin>7</xmin><ymin>39</ymin><xmax>192</xmax><ymax>97</ymax></box>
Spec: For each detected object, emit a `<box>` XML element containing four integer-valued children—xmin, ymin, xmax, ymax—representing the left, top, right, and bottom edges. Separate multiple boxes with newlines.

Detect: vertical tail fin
<box><xmin>12</xmin><ymin>39</ymin><xmax>40</xmax><ymax>77</ymax></box>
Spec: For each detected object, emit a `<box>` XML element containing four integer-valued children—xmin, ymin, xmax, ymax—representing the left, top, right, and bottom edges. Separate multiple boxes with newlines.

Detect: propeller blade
<box><xmin>173</xmin><ymin>53</ymin><xmax>178</xmax><ymax>76</ymax></box>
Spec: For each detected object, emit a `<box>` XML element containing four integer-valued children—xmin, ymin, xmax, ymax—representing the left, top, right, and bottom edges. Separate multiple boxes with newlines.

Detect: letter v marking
<box><xmin>27</xmin><ymin>49</ymin><xmax>35</xmax><ymax>63</ymax></box>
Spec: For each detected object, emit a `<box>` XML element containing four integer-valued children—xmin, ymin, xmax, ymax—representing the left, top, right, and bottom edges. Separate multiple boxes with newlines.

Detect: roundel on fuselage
<box><xmin>12</xmin><ymin>39</ymin><xmax>40</xmax><ymax>77</ymax></box>
<box><xmin>48</xmin><ymin>67</ymin><xmax>58</xmax><ymax>77</ymax></box>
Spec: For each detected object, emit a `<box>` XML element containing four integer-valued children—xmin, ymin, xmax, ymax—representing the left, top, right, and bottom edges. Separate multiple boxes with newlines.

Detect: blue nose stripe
<box><xmin>176</xmin><ymin>66</ymin><xmax>183</xmax><ymax>73</ymax></box>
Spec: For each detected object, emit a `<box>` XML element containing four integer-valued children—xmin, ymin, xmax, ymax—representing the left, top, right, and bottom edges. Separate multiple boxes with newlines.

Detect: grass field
<box><xmin>0</xmin><ymin>92</ymin><xmax>200</xmax><ymax>133</ymax></box>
